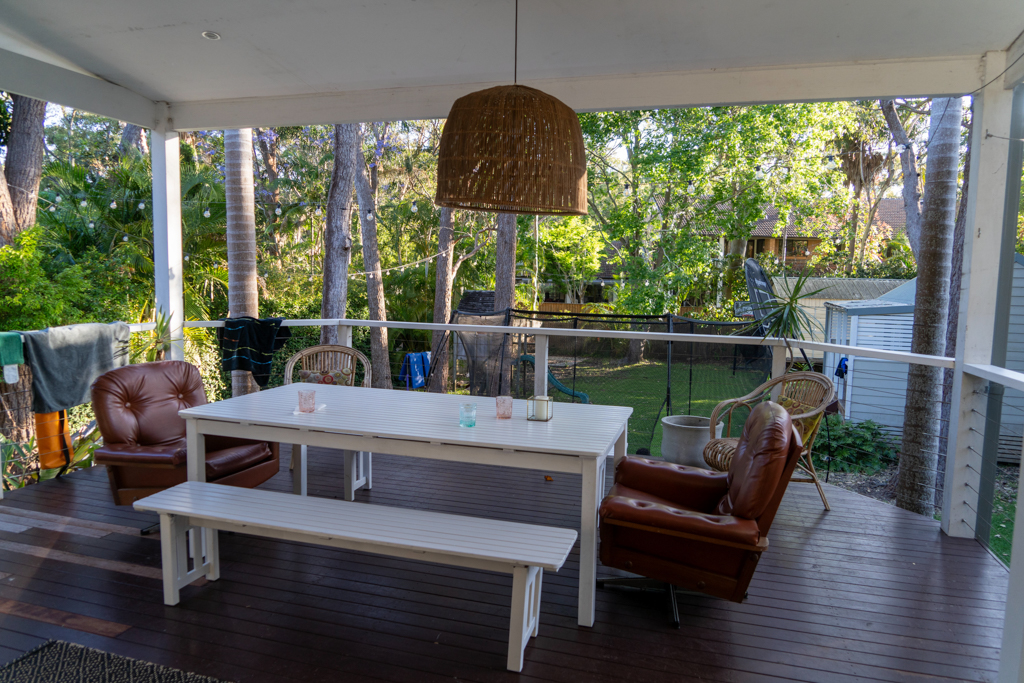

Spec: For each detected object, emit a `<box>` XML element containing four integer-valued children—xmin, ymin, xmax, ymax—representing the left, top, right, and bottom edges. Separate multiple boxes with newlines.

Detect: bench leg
<box><xmin>508</xmin><ymin>565</ymin><xmax>542</xmax><ymax>672</ymax></box>
<box><xmin>292</xmin><ymin>444</ymin><xmax>308</xmax><ymax>496</ymax></box>
<box><xmin>344</xmin><ymin>450</ymin><xmax>371</xmax><ymax>501</ymax></box>
<box><xmin>158</xmin><ymin>513</ymin><xmax>221</xmax><ymax>606</ymax></box>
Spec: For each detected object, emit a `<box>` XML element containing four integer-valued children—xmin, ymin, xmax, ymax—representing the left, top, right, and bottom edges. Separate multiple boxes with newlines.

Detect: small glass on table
<box><xmin>496</xmin><ymin>395</ymin><xmax>513</xmax><ymax>419</ymax></box>
<box><xmin>459</xmin><ymin>402</ymin><xmax>477</xmax><ymax>428</ymax></box>
<box><xmin>297</xmin><ymin>389</ymin><xmax>317</xmax><ymax>414</ymax></box>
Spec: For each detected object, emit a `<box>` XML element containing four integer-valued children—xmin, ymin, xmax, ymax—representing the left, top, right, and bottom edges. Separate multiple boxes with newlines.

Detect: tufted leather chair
<box><xmin>598</xmin><ymin>402</ymin><xmax>801</xmax><ymax>622</ymax></box>
<box><xmin>91</xmin><ymin>361</ymin><xmax>280</xmax><ymax>505</ymax></box>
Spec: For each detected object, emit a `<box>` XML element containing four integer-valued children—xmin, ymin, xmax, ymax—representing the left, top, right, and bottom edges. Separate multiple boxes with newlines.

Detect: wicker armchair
<box><xmin>282</xmin><ymin>345</ymin><xmax>372</xmax><ymax>500</ymax></box>
<box><xmin>283</xmin><ymin>344</ymin><xmax>372</xmax><ymax>388</ymax></box>
<box><xmin>703</xmin><ymin>371</ymin><xmax>835</xmax><ymax>510</ymax></box>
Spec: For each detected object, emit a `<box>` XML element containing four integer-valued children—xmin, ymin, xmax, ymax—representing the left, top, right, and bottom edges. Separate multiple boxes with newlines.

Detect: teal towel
<box><xmin>0</xmin><ymin>331</ymin><xmax>23</xmax><ymax>366</ymax></box>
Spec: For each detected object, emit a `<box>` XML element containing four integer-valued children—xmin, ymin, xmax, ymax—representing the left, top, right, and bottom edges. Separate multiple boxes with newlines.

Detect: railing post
<box><xmin>336</xmin><ymin>324</ymin><xmax>352</xmax><ymax>348</ymax></box>
<box><xmin>534</xmin><ymin>334</ymin><xmax>549</xmax><ymax>397</ymax></box>
<box><xmin>152</xmin><ymin>123</ymin><xmax>184</xmax><ymax>361</ymax></box>
<box><xmin>945</xmin><ymin>54</ymin><xmax>1017</xmax><ymax>539</ymax></box>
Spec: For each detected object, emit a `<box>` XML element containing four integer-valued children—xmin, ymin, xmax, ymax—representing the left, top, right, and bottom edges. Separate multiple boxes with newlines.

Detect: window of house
<box><xmin>787</xmin><ymin>240</ymin><xmax>809</xmax><ymax>256</ymax></box>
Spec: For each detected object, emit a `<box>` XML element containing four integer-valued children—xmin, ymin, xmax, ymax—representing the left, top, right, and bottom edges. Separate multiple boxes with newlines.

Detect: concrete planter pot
<box><xmin>660</xmin><ymin>415</ymin><xmax>724</xmax><ymax>468</ymax></box>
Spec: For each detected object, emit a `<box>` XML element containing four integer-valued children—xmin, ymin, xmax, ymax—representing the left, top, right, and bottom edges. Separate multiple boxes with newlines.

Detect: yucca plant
<box><xmin>742</xmin><ymin>270</ymin><xmax>825</xmax><ymax>369</ymax></box>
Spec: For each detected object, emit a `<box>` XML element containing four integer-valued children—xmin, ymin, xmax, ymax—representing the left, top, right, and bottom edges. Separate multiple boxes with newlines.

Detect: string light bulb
<box><xmin>825</xmin><ymin>155</ymin><xmax>837</xmax><ymax>171</ymax></box>
<box><xmin>754</xmin><ymin>166</ymin><xmax>764</xmax><ymax>180</ymax></box>
<box><xmin>55</xmin><ymin>196</ymin><xmax>62</xmax><ymax>203</ymax></box>
<box><xmin>48</xmin><ymin>206</ymin><xmax>56</xmax><ymax>212</ymax></box>
<box><xmin>138</xmin><ymin>202</ymin><xmax>146</xmax><ymax>210</ymax></box>
<box><xmin>122</xmin><ymin>235</ymin><xmax>129</xmax><ymax>242</ymax></box>
<box><xmin>275</xmin><ymin>205</ymin><xmax>282</xmax><ymax>216</ymax></box>
<box><xmin>110</xmin><ymin>201</ymin><xmax>117</xmax><ymax>209</ymax></box>
<box><xmin>687</xmin><ymin>182</ymin><xmax>695</xmax><ymax>193</ymax></box>
<box><xmin>184</xmin><ymin>254</ymin><xmax>190</xmax><ymax>261</ymax></box>
<box><xmin>623</xmin><ymin>183</ymin><xmax>631</xmax><ymax>195</ymax></box>
<box><xmin>411</xmin><ymin>201</ymin><xmax>418</xmax><ymax>214</ymax></box>
<box><xmin>315</xmin><ymin>207</ymin><xmax>322</xmax><ymax>216</ymax></box>
<box><xmin>366</xmin><ymin>210</ymin><xmax>373</xmax><ymax>221</ymax></box>
<box><xmin>896</xmin><ymin>143</ymin><xmax>909</xmax><ymax>154</ymax></box>
<box><xmin>88</xmin><ymin>222</ymin><xmax>95</xmax><ymax>228</ymax></box>
<box><xmin>203</xmin><ymin>208</ymin><xmax>211</xmax><ymax>218</ymax></box>
<box><xmin>80</xmin><ymin>200</ymin><xmax>87</xmax><ymax>207</ymax></box>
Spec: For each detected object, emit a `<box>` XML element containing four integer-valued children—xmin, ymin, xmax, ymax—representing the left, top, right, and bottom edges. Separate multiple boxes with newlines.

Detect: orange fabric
<box><xmin>34</xmin><ymin>410</ymin><xmax>73</xmax><ymax>470</ymax></box>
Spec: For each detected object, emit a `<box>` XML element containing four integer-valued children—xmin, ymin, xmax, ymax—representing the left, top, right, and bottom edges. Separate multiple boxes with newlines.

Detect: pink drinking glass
<box><xmin>496</xmin><ymin>395</ymin><xmax>513</xmax><ymax>419</ymax></box>
<box><xmin>297</xmin><ymin>389</ymin><xmax>316</xmax><ymax>413</ymax></box>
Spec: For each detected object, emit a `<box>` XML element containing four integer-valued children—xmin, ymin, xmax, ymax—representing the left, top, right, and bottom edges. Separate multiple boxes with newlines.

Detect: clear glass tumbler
<box><xmin>496</xmin><ymin>395</ymin><xmax>513</xmax><ymax>419</ymax></box>
<box><xmin>459</xmin><ymin>402</ymin><xmax>477</xmax><ymax>428</ymax></box>
<box><xmin>297</xmin><ymin>389</ymin><xmax>316</xmax><ymax>413</ymax></box>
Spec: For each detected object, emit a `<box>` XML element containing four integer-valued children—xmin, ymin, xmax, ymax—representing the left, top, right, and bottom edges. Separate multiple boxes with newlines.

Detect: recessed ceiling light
<box><xmin>202</xmin><ymin>31</ymin><xmax>221</xmax><ymax>40</ymax></box>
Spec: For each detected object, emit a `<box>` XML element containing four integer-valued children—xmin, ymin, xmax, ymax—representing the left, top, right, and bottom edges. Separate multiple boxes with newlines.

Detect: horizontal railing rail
<box><xmin>173</xmin><ymin>318</ymin><xmax>956</xmax><ymax>369</ymax></box>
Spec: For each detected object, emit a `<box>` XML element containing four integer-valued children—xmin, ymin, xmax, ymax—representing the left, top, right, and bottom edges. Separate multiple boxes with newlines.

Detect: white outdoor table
<box><xmin>178</xmin><ymin>383</ymin><xmax>631</xmax><ymax>627</ymax></box>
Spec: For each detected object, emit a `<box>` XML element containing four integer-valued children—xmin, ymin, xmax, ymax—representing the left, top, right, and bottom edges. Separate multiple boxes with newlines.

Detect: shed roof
<box><xmin>774</xmin><ymin>277</ymin><xmax>908</xmax><ymax>301</ymax></box>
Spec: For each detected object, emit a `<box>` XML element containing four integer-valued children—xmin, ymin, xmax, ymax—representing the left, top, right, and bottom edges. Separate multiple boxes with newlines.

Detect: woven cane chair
<box><xmin>283</xmin><ymin>345</ymin><xmax>372</xmax><ymax>500</ymax></box>
<box><xmin>703</xmin><ymin>371</ymin><xmax>835</xmax><ymax>510</ymax></box>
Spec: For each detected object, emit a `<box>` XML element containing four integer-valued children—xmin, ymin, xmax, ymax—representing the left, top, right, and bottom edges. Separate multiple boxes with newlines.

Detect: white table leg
<box><xmin>612</xmin><ymin>424</ymin><xmax>627</xmax><ymax>469</ymax></box>
<box><xmin>292</xmin><ymin>444</ymin><xmax>308</xmax><ymax>496</ymax></box>
<box><xmin>578</xmin><ymin>455</ymin><xmax>605</xmax><ymax>627</ymax></box>
<box><xmin>160</xmin><ymin>513</ymin><xmax>186</xmax><ymax>605</ymax></box>
<box><xmin>365</xmin><ymin>452</ymin><xmax>372</xmax><ymax>489</ymax></box>
<box><xmin>185</xmin><ymin>419</ymin><xmax>205</xmax><ymax>482</ymax></box>
<box><xmin>205</xmin><ymin>528</ymin><xmax>220</xmax><ymax>581</ymax></box>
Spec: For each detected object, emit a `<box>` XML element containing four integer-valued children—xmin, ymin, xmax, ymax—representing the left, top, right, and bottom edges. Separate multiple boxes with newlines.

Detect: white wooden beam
<box><xmin>943</xmin><ymin>51</ymin><xmax>1015</xmax><ymax>539</ymax></box>
<box><xmin>0</xmin><ymin>48</ymin><xmax>156</xmax><ymax>127</ymax></box>
<box><xmin>152</xmin><ymin>128</ymin><xmax>184</xmax><ymax>361</ymax></box>
<box><xmin>1006</xmin><ymin>30</ymin><xmax>1024</xmax><ymax>89</ymax></box>
<box><xmin>168</xmin><ymin>55</ymin><xmax>983</xmax><ymax>131</ymax></box>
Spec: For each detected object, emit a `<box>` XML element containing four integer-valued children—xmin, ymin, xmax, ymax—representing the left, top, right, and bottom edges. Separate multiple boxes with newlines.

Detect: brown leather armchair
<box><xmin>598</xmin><ymin>402</ymin><xmax>801</xmax><ymax>625</ymax></box>
<box><xmin>91</xmin><ymin>361</ymin><xmax>280</xmax><ymax>506</ymax></box>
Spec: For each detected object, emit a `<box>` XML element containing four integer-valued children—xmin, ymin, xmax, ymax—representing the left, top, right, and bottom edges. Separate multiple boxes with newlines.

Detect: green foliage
<box><xmin>0</xmin><ymin>93</ymin><xmax>11</xmax><ymax>147</ymax></box>
<box><xmin>813</xmin><ymin>415</ymin><xmax>898</xmax><ymax>473</ymax></box>
<box><xmin>747</xmin><ymin>270</ymin><xmax>824</xmax><ymax>340</ymax></box>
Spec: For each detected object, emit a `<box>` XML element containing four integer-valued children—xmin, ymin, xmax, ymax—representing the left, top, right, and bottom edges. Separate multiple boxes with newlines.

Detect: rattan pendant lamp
<box><xmin>434</xmin><ymin>0</ymin><xmax>587</xmax><ymax>216</ymax></box>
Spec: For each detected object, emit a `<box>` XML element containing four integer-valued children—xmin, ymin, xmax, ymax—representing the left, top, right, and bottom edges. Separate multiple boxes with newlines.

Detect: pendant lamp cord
<box><xmin>514</xmin><ymin>0</ymin><xmax>518</xmax><ymax>84</ymax></box>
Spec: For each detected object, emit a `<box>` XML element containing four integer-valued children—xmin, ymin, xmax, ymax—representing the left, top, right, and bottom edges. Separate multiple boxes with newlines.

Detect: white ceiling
<box><xmin>0</xmin><ymin>0</ymin><xmax>1021</xmax><ymax>128</ymax></box>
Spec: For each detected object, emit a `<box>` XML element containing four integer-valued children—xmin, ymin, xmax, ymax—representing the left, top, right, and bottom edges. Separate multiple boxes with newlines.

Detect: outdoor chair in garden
<box><xmin>703</xmin><ymin>371</ymin><xmax>834</xmax><ymax>510</ymax></box>
<box><xmin>598</xmin><ymin>402</ymin><xmax>802</xmax><ymax>626</ymax></box>
<box><xmin>282</xmin><ymin>344</ymin><xmax>373</xmax><ymax>490</ymax></box>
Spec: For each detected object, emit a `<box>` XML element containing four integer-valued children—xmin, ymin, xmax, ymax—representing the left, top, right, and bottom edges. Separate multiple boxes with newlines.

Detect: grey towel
<box><xmin>21</xmin><ymin>322</ymin><xmax>131</xmax><ymax>413</ymax></box>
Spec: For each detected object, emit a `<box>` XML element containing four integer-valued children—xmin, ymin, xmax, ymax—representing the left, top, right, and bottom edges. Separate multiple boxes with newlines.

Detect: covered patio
<box><xmin>0</xmin><ymin>447</ymin><xmax>1007</xmax><ymax>682</ymax></box>
<box><xmin>1</xmin><ymin>0</ymin><xmax>1024</xmax><ymax>679</ymax></box>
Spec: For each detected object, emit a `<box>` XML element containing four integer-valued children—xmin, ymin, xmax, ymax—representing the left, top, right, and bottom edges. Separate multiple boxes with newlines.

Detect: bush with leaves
<box><xmin>813</xmin><ymin>415</ymin><xmax>898</xmax><ymax>473</ymax></box>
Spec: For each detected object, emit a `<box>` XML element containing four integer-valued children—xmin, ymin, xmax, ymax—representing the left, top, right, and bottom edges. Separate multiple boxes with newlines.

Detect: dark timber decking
<box><xmin>0</xmin><ymin>448</ymin><xmax>1009</xmax><ymax>682</ymax></box>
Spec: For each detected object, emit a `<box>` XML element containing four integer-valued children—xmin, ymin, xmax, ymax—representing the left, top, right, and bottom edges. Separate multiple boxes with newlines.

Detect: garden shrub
<box><xmin>813</xmin><ymin>415</ymin><xmax>898</xmax><ymax>474</ymax></box>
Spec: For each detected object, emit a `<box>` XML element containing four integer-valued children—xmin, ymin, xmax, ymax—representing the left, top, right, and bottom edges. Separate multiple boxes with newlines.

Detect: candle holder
<box><xmin>496</xmin><ymin>395</ymin><xmax>513</xmax><ymax>419</ymax></box>
<box><xmin>526</xmin><ymin>395</ymin><xmax>553</xmax><ymax>422</ymax></box>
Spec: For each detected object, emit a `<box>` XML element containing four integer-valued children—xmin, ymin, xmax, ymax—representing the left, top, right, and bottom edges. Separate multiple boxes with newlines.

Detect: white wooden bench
<box><xmin>134</xmin><ymin>482</ymin><xmax>577</xmax><ymax>672</ymax></box>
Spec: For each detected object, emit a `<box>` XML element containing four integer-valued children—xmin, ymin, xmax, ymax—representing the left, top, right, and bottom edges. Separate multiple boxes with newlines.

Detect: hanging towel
<box><xmin>0</xmin><ymin>331</ymin><xmax>24</xmax><ymax>384</ymax></box>
<box><xmin>21</xmin><ymin>322</ymin><xmax>130</xmax><ymax>414</ymax></box>
<box><xmin>217</xmin><ymin>317</ymin><xmax>291</xmax><ymax>387</ymax></box>
<box><xmin>399</xmin><ymin>352</ymin><xmax>430</xmax><ymax>389</ymax></box>
<box><xmin>35</xmin><ymin>410</ymin><xmax>74</xmax><ymax>471</ymax></box>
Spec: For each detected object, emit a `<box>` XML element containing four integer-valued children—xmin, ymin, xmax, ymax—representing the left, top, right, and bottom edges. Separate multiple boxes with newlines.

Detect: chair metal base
<box><xmin>597</xmin><ymin>577</ymin><xmax>680</xmax><ymax>628</ymax></box>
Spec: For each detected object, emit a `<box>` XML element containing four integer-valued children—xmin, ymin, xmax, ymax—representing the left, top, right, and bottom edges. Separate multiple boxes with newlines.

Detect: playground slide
<box><xmin>518</xmin><ymin>355</ymin><xmax>590</xmax><ymax>404</ymax></box>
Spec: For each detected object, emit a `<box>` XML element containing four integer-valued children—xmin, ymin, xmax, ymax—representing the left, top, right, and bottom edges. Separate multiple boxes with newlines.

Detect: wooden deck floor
<box><xmin>0</xmin><ymin>448</ymin><xmax>1009</xmax><ymax>683</ymax></box>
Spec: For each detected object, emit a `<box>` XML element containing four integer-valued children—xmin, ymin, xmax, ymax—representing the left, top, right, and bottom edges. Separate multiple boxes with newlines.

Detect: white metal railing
<box><xmin>172</xmin><ymin>317</ymin><xmax>956</xmax><ymax>369</ymax></box>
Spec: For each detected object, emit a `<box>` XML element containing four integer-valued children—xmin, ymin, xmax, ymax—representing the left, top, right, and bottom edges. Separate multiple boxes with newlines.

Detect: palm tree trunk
<box><xmin>0</xmin><ymin>95</ymin><xmax>46</xmax><ymax>246</ymax></box>
<box><xmin>354</xmin><ymin>137</ymin><xmax>392</xmax><ymax>389</ymax></box>
<box><xmin>896</xmin><ymin>97</ymin><xmax>962</xmax><ymax>516</ymax></box>
<box><xmin>225</xmin><ymin>128</ymin><xmax>260</xmax><ymax>397</ymax></box>
<box><xmin>321</xmin><ymin>124</ymin><xmax>358</xmax><ymax>345</ymax></box>
<box><xmin>428</xmin><ymin>208</ymin><xmax>456</xmax><ymax>393</ymax></box>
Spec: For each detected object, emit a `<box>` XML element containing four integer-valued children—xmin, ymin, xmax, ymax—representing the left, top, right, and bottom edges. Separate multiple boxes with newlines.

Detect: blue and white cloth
<box><xmin>399</xmin><ymin>352</ymin><xmax>431</xmax><ymax>390</ymax></box>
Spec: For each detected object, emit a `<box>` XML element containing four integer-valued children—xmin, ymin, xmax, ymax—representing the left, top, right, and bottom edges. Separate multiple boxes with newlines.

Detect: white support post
<box><xmin>534</xmin><ymin>334</ymin><xmax>549</xmax><ymax>397</ymax></box>
<box><xmin>944</xmin><ymin>51</ymin><xmax>1015</xmax><ymax>539</ymax></box>
<box><xmin>152</xmin><ymin>126</ymin><xmax>184</xmax><ymax>361</ymax></box>
<box><xmin>337</xmin><ymin>324</ymin><xmax>353</xmax><ymax>348</ymax></box>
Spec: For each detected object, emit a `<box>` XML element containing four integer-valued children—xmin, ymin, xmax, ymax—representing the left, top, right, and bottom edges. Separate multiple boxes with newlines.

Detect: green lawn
<box><xmin>547</xmin><ymin>360</ymin><xmax>767</xmax><ymax>457</ymax></box>
<box><xmin>989</xmin><ymin>465</ymin><xmax>1018</xmax><ymax>566</ymax></box>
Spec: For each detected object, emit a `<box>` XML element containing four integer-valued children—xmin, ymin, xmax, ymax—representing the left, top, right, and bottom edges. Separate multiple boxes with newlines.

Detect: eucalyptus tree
<box><xmin>320</xmin><ymin>124</ymin><xmax>358</xmax><ymax>345</ymax></box>
<box><xmin>0</xmin><ymin>95</ymin><xmax>47</xmax><ymax>247</ymax></box>
<box><xmin>224</xmin><ymin>128</ymin><xmax>260</xmax><ymax>396</ymax></box>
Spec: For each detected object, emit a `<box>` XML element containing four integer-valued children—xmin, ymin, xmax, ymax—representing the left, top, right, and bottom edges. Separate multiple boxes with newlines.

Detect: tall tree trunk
<box><xmin>321</xmin><ymin>124</ymin><xmax>358</xmax><ymax>345</ymax></box>
<box><xmin>881</xmin><ymin>99</ymin><xmax>923</xmax><ymax>259</ymax></box>
<box><xmin>118</xmin><ymin>123</ymin><xmax>149</xmax><ymax>158</ymax></box>
<box><xmin>896</xmin><ymin>97</ymin><xmax>962</xmax><ymax>516</ymax></box>
<box><xmin>721</xmin><ymin>238</ymin><xmax>747</xmax><ymax>300</ymax></box>
<box><xmin>225</xmin><ymin>129</ymin><xmax>260</xmax><ymax>397</ymax></box>
<box><xmin>0</xmin><ymin>95</ymin><xmax>46</xmax><ymax>246</ymax></box>
<box><xmin>493</xmin><ymin>213</ymin><xmax>518</xmax><ymax>395</ymax></box>
<box><xmin>937</xmin><ymin>113</ymin><xmax>972</xmax><ymax>508</ymax></box>
<box><xmin>255</xmin><ymin>128</ymin><xmax>284</xmax><ymax>260</ymax></box>
<box><xmin>354</xmin><ymin>137</ymin><xmax>392</xmax><ymax>390</ymax></box>
<box><xmin>428</xmin><ymin>208</ymin><xmax>456</xmax><ymax>393</ymax></box>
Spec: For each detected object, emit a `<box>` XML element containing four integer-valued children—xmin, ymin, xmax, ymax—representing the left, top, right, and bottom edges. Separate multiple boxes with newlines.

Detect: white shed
<box><xmin>824</xmin><ymin>257</ymin><xmax>1024</xmax><ymax>462</ymax></box>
